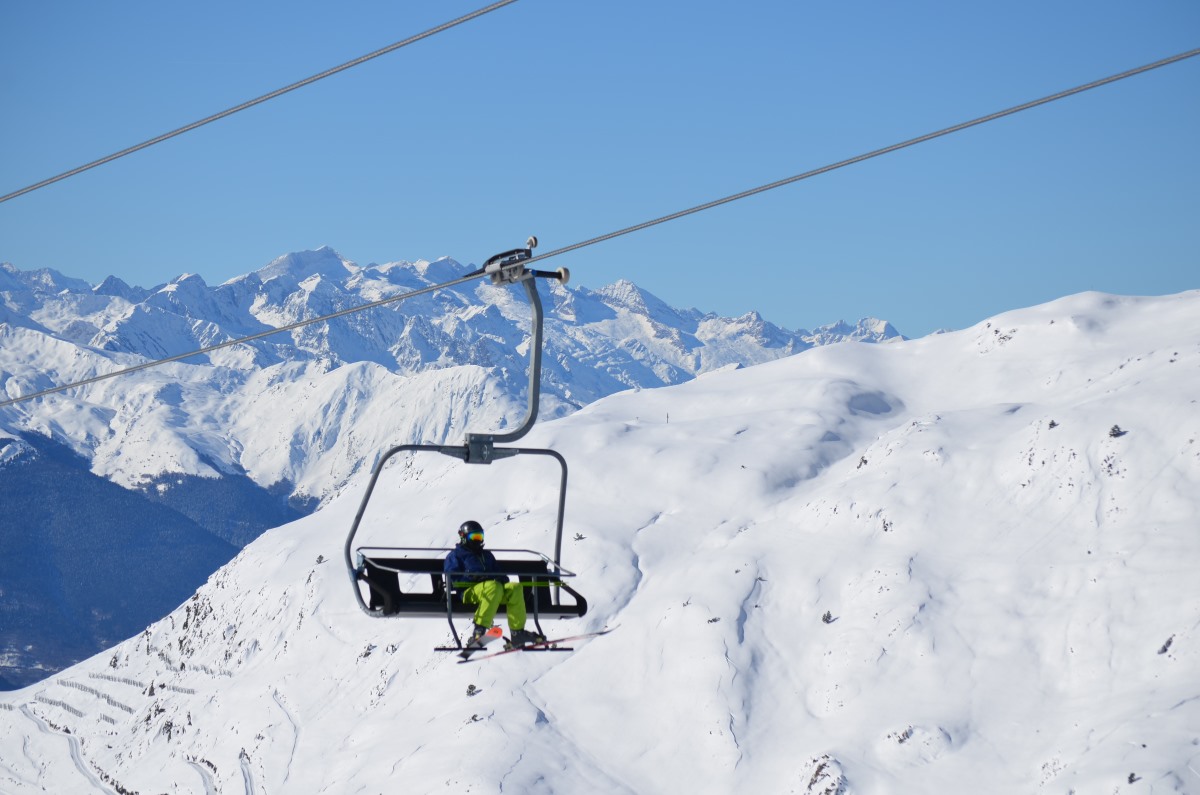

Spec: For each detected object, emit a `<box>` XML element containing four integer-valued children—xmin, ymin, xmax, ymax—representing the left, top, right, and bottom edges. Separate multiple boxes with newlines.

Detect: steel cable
<box><xmin>0</xmin><ymin>273</ymin><xmax>483</xmax><ymax>407</ymax></box>
<box><xmin>523</xmin><ymin>47</ymin><xmax>1200</xmax><ymax>268</ymax></box>
<box><xmin>0</xmin><ymin>0</ymin><xmax>518</xmax><ymax>205</ymax></box>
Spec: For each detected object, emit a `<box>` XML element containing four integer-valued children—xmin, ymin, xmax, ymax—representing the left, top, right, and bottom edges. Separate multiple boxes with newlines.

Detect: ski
<box><xmin>457</xmin><ymin>626</ymin><xmax>616</xmax><ymax>664</ymax></box>
<box><xmin>457</xmin><ymin>626</ymin><xmax>505</xmax><ymax>660</ymax></box>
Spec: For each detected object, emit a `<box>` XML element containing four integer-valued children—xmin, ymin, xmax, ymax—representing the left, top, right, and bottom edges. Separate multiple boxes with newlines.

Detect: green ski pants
<box><xmin>462</xmin><ymin>580</ymin><xmax>526</xmax><ymax>631</ymax></box>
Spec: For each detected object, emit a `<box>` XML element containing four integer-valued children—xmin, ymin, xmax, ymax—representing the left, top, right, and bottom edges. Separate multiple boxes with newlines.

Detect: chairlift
<box><xmin>344</xmin><ymin>238</ymin><xmax>587</xmax><ymax>650</ymax></box>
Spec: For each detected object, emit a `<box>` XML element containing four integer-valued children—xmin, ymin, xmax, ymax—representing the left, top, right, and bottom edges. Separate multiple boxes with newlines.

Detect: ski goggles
<box><xmin>466</xmin><ymin>530</ymin><xmax>484</xmax><ymax>543</ymax></box>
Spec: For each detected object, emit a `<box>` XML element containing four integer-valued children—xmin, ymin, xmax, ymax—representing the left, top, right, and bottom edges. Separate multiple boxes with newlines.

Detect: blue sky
<box><xmin>1</xmin><ymin>1</ymin><xmax>1196</xmax><ymax>337</ymax></box>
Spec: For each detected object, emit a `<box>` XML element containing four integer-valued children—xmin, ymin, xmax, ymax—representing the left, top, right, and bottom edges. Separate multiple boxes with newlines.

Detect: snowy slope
<box><xmin>2</xmin><ymin>290</ymin><xmax>1198</xmax><ymax>794</ymax></box>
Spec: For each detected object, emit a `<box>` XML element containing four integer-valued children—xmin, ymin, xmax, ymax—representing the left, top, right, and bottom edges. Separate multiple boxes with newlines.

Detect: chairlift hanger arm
<box><xmin>462</xmin><ymin>236</ymin><xmax>569</xmax><ymax>460</ymax></box>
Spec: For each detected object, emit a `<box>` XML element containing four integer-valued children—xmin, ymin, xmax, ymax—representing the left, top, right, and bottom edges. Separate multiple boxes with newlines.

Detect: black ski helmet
<box><xmin>459</xmin><ymin>520</ymin><xmax>484</xmax><ymax>542</ymax></box>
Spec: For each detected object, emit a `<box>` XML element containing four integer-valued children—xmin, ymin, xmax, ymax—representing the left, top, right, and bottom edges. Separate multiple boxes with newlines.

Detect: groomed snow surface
<box><xmin>2</xmin><ymin>290</ymin><xmax>1198</xmax><ymax>794</ymax></box>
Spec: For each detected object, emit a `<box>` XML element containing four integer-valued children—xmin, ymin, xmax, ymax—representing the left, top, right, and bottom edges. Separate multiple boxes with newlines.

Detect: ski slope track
<box><xmin>2</xmin><ymin>289</ymin><xmax>1199</xmax><ymax>793</ymax></box>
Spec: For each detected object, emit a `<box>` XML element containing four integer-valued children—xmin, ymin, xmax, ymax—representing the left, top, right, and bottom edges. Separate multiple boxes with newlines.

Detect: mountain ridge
<box><xmin>1</xmin><ymin>248</ymin><xmax>903</xmax><ymax>505</ymax></box>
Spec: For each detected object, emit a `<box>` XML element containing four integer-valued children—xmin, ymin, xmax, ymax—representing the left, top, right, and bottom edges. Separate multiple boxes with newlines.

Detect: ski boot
<box><xmin>508</xmin><ymin>629</ymin><xmax>545</xmax><ymax>648</ymax></box>
<box><xmin>466</xmin><ymin>623</ymin><xmax>492</xmax><ymax>649</ymax></box>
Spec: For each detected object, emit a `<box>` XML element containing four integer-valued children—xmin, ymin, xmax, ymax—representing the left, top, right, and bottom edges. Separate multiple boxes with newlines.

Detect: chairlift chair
<box><xmin>343</xmin><ymin>239</ymin><xmax>586</xmax><ymax>650</ymax></box>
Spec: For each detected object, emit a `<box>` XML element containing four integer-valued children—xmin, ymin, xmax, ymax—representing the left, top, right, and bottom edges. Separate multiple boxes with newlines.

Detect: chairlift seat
<box><xmin>356</xmin><ymin>549</ymin><xmax>587</xmax><ymax>619</ymax></box>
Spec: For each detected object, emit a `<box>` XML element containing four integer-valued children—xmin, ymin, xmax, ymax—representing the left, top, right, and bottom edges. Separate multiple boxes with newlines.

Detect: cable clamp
<box><xmin>484</xmin><ymin>236</ymin><xmax>538</xmax><ymax>284</ymax></box>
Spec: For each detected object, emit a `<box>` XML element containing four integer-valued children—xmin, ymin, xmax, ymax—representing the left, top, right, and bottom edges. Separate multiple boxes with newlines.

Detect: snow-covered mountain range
<box><xmin>0</xmin><ymin>249</ymin><xmax>899</xmax><ymax>690</ymax></box>
<box><xmin>1</xmin><ymin>247</ymin><xmax>900</xmax><ymax>506</ymax></box>
<box><xmin>2</xmin><ymin>288</ymin><xmax>1196</xmax><ymax>793</ymax></box>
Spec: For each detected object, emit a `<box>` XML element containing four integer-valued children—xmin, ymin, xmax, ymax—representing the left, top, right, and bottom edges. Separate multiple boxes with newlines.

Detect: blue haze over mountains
<box><xmin>0</xmin><ymin>248</ymin><xmax>901</xmax><ymax>688</ymax></box>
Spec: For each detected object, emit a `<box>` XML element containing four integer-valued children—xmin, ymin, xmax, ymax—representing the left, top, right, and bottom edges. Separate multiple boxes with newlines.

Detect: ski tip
<box><xmin>456</xmin><ymin>626</ymin><xmax>505</xmax><ymax>660</ymax></box>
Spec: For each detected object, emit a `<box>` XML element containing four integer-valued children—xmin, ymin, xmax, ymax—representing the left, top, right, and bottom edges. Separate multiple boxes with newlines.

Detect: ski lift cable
<box><xmin>0</xmin><ymin>273</ymin><xmax>485</xmax><ymax>408</ymax></box>
<box><xmin>0</xmin><ymin>0</ymin><xmax>519</xmax><ymax>205</ymax></box>
<box><xmin>522</xmin><ymin>47</ymin><xmax>1200</xmax><ymax>268</ymax></box>
<box><xmin>1</xmin><ymin>47</ymin><xmax>1196</xmax><ymax>410</ymax></box>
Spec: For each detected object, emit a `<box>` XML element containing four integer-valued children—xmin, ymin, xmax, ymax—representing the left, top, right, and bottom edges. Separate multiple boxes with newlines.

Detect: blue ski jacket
<box><xmin>443</xmin><ymin>544</ymin><xmax>508</xmax><ymax>587</ymax></box>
